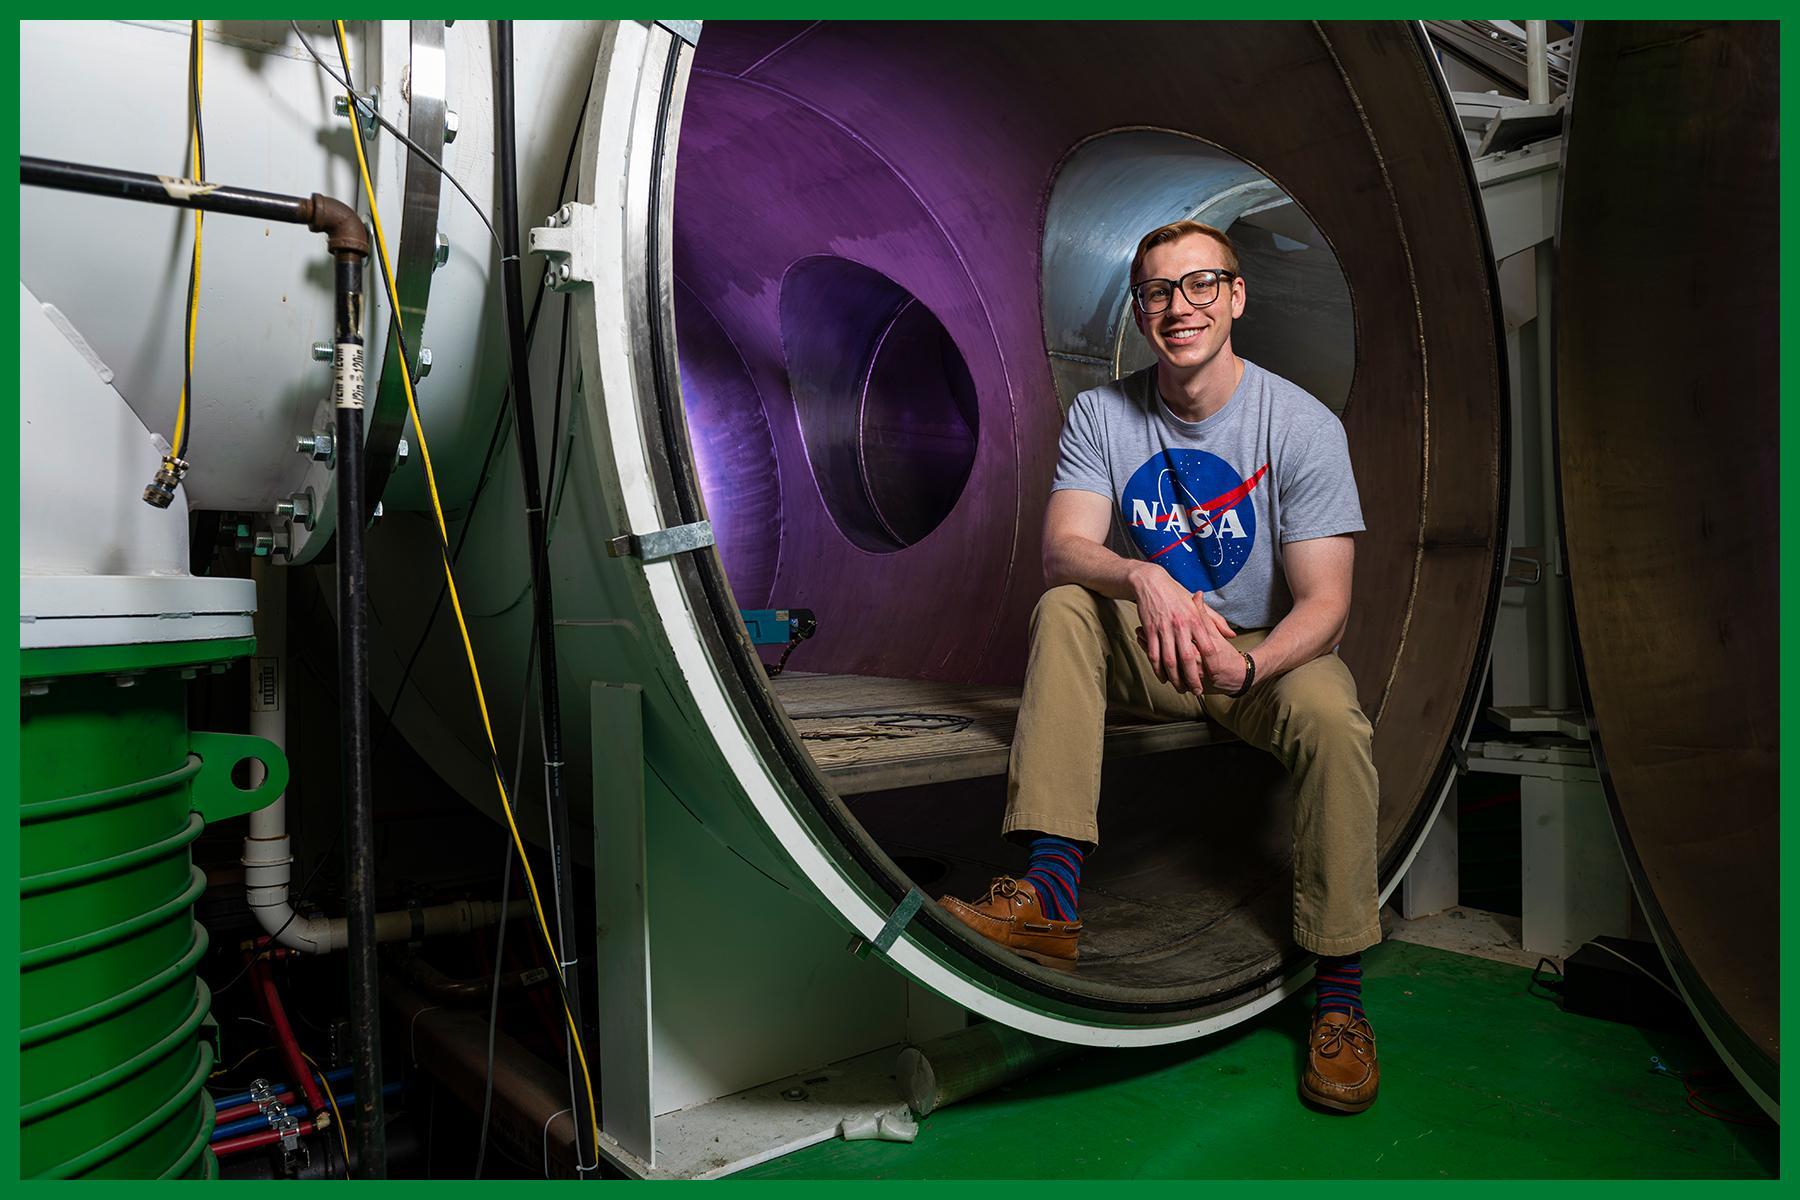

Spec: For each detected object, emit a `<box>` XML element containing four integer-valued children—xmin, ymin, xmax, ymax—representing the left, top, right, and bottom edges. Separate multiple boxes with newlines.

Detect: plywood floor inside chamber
<box><xmin>770</xmin><ymin>672</ymin><xmax>1301</xmax><ymax>992</ymax></box>
<box><xmin>770</xmin><ymin>671</ymin><xmax>1229</xmax><ymax>795</ymax></box>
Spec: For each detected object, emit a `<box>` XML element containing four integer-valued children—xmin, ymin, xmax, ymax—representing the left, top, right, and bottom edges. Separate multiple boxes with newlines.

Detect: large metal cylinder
<box><xmin>1555</xmin><ymin>20</ymin><xmax>1778</xmax><ymax>1116</ymax></box>
<box><xmin>365</xmin><ymin>20</ymin><xmax>1507</xmax><ymax>1041</ymax></box>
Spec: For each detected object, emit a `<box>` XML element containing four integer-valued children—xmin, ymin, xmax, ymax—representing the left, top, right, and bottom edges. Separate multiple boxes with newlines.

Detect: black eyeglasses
<box><xmin>1129</xmin><ymin>269</ymin><xmax>1240</xmax><ymax>315</ymax></box>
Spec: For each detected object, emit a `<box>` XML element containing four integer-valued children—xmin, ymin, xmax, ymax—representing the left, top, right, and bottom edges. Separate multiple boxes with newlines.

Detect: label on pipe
<box><xmin>333</xmin><ymin>343</ymin><xmax>365</xmax><ymax>410</ymax></box>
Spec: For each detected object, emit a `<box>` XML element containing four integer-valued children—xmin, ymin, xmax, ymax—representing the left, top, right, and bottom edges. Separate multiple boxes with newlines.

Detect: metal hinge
<box><xmin>608</xmin><ymin>519</ymin><xmax>714</xmax><ymax>563</ymax></box>
<box><xmin>528</xmin><ymin>202</ymin><xmax>598</xmax><ymax>292</ymax></box>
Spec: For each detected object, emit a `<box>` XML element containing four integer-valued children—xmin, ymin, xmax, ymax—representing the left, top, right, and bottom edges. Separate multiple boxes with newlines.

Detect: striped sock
<box><xmin>1021</xmin><ymin>835</ymin><xmax>1083</xmax><ymax>922</ymax></box>
<box><xmin>1314</xmin><ymin>953</ymin><xmax>1365</xmax><ymax>1020</ymax></box>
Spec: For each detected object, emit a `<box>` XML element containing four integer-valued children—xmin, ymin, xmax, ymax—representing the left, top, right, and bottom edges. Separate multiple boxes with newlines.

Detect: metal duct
<box><xmin>1555</xmin><ymin>21</ymin><xmax>1778</xmax><ymax>1116</ymax></box>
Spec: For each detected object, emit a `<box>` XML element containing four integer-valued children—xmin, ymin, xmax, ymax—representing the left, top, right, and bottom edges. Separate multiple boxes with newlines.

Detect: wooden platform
<box><xmin>769</xmin><ymin>672</ymin><xmax>1224</xmax><ymax>795</ymax></box>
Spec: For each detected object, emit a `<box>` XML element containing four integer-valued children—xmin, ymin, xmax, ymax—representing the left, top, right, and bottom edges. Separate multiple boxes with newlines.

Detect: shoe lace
<box><xmin>982</xmin><ymin>876</ymin><xmax>1022</xmax><ymax>902</ymax></box>
<box><xmin>1314</xmin><ymin>1017</ymin><xmax>1375</xmax><ymax>1059</ymax></box>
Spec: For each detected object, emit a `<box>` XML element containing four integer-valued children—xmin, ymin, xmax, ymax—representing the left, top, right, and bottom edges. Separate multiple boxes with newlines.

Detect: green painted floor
<box><xmin>741</xmin><ymin>940</ymin><xmax>1777</xmax><ymax>1179</ymax></box>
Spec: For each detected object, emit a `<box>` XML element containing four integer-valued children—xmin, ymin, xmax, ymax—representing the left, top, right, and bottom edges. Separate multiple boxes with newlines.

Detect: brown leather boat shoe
<box><xmin>937</xmin><ymin>876</ymin><xmax>1081</xmax><ymax>971</ymax></box>
<box><xmin>1301</xmin><ymin>1009</ymin><xmax>1379</xmax><ymax>1113</ymax></box>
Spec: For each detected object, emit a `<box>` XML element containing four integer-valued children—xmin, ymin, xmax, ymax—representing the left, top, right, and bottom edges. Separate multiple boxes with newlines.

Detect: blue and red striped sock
<box><xmin>1021</xmin><ymin>835</ymin><xmax>1083</xmax><ymax>922</ymax></box>
<box><xmin>1314</xmin><ymin>953</ymin><xmax>1365</xmax><ymax>1020</ymax></box>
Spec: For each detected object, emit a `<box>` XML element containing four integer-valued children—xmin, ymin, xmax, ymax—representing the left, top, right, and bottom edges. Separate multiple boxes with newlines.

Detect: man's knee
<box><xmin>1030</xmin><ymin>584</ymin><xmax>1106</xmax><ymax>637</ymax></box>
<box><xmin>1273</xmin><ymin>669</ymin><xmax>1372</xmax><ymax>757</ymax></box>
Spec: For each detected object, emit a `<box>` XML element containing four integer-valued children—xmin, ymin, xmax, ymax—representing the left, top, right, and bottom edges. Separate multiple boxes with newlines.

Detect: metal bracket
<box><xmin>1505</xmin><ymin>552</ymin><xmax>1544</xmax><ymax>587</ymax></box>
<box><xmin>849</xmin><ymin>887</ymin><xmax>928</xmax><ymax>959</ymax></box>
<box><xmin>655</xmin><ymin>20</ymin><xmax>702</xmax><ymax>45</ymax></box>
<box><xmin>268</xmin><ymin>1101</ymin><xmax>303</xmax><ymax>1150</ymax></box>
<box><xmin>607</xmin><ymin>519</ymin><xmax>714</xmax><ymax>563</ymax></box>
<box><xmin>249</xmin><ymin>1078</ymin><xmax>276</xmax><ymax>1107</ymax></box>
<box><xmin>334</xmin><ymin>88</ymin><xmax>380</xmax><ymax>140</ymax></box>
<box><xmin>529</xmin><ymin>202</ymin><xmax>599</xmax><ymax>291</ymax></box>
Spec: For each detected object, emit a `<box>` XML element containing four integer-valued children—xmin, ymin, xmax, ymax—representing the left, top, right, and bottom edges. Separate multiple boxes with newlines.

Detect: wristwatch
<box><xmin>1229</xmin><ymin>650</ymin><xmax>1257</xmax><ymax>698</ymax></box>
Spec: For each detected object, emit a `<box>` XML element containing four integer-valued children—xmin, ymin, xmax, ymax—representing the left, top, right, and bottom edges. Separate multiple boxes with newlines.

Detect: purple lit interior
<box><xmin>671</xmin><ymin>20</ymin><xmax>1504</xmax><ymax>890</ymax></box>
<box><xmin>660</xmin><ymin>21</ymin><xmax>1504</xmax><ymax>998</ymax></box>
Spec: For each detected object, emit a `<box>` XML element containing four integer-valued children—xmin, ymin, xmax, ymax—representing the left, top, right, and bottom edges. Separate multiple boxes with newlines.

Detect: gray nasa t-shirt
<box><xmin>1052</xmin><ymin>359</ymin><xmax>1364</xmax><ymax>630</ymax></box>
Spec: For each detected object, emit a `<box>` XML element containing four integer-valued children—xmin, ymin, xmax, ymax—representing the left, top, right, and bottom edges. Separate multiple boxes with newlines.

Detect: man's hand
<box><xmin>1129</xmin><ymin>565</ymin><xmax>1238</xmax><ymax>694</ymax></box>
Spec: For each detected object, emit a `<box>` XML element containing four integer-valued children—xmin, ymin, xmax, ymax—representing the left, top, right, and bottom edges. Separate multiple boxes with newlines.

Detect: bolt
<box><xmin>557</xmin><ymin>263</ymin><xmax>571</xmax><ymax>282</ymax></box>
<box><xmin>544</xmin><ymin>268</ymin><xmax>557</xmax><ymax>289</ymax></box>
<box><xmin>113</xmin><ymin>673</ymin><xmax>141</xmax><ymax>688</ymax></box>
<box><xmin>558</xmin><ymin>204</ymin><xmax>572</xmax><ymax>225</ymax></box>
<box><xmin>336</xmin><ymin>90</ymin><xmax>378</xmax><ymax>136</ymax></box>
<box><xmin>274</xmin><ymin>492</ymin><xmax>313</xmax><ymax>526</ymax></box>
<box><xmin>443</xmin><ymin>109</ymin><xmax>459</xmax><ymax>143</ymax></box>
<box><xmin>546</xmin><ymin>212</ymin><xmax>560</xmax><ymax>228</ymax></box>
<box><xmin>252</xmin><ymin>532</ymin><xmax>275</xmax><ymax>557</ymax></box>
<box><xmin>780</xmin><ymin>1088</ymin><xmax>806</xmax><ymax>1102</ymax></box>
<box><xmin>312</xmin><ymin>341</ymin><xmax>333</xmax><ymax>362</ymax></box>
<box><xmin>414</xmin><ymin>347</ymin><xmax>433</xmax><ymax>380</ymax></box>
<box><xmin>180</xmin><ymin>668</ymin><xmax>200</xmax><ymax>680</ymax></box>
<box><xmin>434</xmin><ymin>234</ymin><xmax>449</xmax><ymax>269</ymax></box>
<box><xmin>397</xmin><ymin>439</ymin><xmax>410</xmax><ymax>465</ymax></box>
<box><xmin>22</xmin><ymin>681</ymin><xmax>50</xmax><ymax>697</ymax></box>
<box><xmin>297</xmin><ymin>432</ymin><xmax>336</xmax><ymax>465</ymax></box>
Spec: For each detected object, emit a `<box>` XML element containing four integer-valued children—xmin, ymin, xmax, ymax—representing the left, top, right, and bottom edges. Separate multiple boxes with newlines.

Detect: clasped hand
<box><xmin>1129</xmin><ymin>563</ymin><xmax>1245</xmax><ymax>696</ymax></box>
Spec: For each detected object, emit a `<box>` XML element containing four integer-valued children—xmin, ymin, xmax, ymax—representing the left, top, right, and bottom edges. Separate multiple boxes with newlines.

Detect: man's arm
<box><xmin>1195</xmin><ymin>534</ymin><xmax>1354</xmax><ymax>692</ymax></box>
<box><xmin>1044</xmin><ymin>489</ymin><xmax>1233</xmax><ymax>693</ymax></box>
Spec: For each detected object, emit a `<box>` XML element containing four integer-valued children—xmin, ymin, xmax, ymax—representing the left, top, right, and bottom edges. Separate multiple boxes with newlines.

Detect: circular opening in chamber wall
<box><xmin>1043</xmin><ymin>130</ymin><xmax>1355</xmax><ymax>415</ymax></box>
<box><xmin>780</xmin><ymin>256</ymin><xmax>980</xmax><ymax>552</ymax></box>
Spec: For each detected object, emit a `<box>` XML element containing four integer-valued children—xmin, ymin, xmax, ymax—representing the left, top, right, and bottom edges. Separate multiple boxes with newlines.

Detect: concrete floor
<box><xmin>739</xmin><ymin>937</ymin><xmax>1777</xmax><ymax>1179</ymax></box>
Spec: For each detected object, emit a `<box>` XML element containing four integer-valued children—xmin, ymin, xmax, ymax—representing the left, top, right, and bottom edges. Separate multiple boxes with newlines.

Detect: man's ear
<box><xmin>1231</xmin><ymin>276</ymin><xmax>1247</xmax><ymax>319</ymax></box>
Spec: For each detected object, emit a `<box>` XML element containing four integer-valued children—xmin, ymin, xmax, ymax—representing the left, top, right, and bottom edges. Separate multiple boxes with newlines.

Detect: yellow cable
<box><xmin>172</xmin><ymin>19</ymin><xmax>203</xmax><ymax>460</ymax></box>
<box><xmin>330</xmin><ymin>21</ymin><xmax>600</xmax><ymax>1163</ymax></box>
<box><xmin>301</xmin><ymin>1051</ymin><xmax>352</xmax><ymax>1171</ymax></box>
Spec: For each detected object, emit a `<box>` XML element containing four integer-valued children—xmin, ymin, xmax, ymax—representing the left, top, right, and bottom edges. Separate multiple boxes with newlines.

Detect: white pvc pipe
<box><xmin>244</xmin><ymin>559</ymin><xmax>524</xmax><ymax>953</ymax></box>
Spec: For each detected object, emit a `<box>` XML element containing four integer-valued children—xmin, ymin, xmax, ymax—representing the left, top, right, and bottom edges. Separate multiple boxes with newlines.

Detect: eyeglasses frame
<box><xmin>1129</xmin><ymin>268</ymin><xmax>1242</xmax><ymax>315</ymax></box>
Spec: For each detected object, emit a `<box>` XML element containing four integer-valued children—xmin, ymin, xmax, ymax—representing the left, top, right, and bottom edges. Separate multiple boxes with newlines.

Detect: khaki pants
<box><xmin>1003</xmin><ymin>584</ymin><xmax>1382</xmax><ymax>956</ymax></box>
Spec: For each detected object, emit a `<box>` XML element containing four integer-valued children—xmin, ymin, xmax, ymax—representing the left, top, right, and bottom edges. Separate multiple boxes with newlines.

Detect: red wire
<box><xmin>249</xmin><ymin>957</ymin><xmax>328</xmax><ymax>1118</ymax></box>
<box><xmin>1681</xmin><ymin>1069</ymin><xmax>1770</xmax><ymax>1127</ymax></box>
<box><xmin>212</xmin><ymin>1117</ymin><xmax>319</xmax><ymax>1158</ymax></box>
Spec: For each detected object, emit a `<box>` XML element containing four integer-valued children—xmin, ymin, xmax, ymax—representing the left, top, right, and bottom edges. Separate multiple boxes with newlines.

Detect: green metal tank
<box><xmin>19</xmin><ymin>637</ymin><xmax>285</xmax><ymax>1179</ymax></box>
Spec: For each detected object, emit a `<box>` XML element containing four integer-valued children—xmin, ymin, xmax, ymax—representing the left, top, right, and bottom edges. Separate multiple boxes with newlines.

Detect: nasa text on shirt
<box><xmin>1121</xmin><ymin>449</ymin><xmax>1269</xmax><ymax>593</ymax></box>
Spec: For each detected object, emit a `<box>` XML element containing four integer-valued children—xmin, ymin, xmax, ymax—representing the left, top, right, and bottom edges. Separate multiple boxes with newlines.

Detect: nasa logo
<box><xmin>1120</xmin><ymin>449</ymin><xmax>1268</xmax><ymax>592</ymax></box>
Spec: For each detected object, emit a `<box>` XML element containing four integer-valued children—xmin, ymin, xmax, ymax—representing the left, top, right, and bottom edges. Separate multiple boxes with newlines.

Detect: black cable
<box><xmin>371</xmin><ymin>80</ymin><xmax>587</xmax><ymax>758</ymax></box>
<box><xmin>476</xmin><ymin>623</ymin><xmax>540</xmax><ymax>1178</ymax></box>
<box><xmin>493</xmin><ymin>23</ymin><xmax>591</xmax><ymax>1172</ymax></box>
<box><xmin>1527</xmin><ymin>955</ymin><xmax>1564</xmax><ymax>1003</ymax></box>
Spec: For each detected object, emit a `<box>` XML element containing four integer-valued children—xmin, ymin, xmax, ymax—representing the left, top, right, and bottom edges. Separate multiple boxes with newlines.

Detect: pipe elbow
<box><xmin>304</xmin><ymin>193</ymin><xmax>370</xmax><ymax>257</ymax></box>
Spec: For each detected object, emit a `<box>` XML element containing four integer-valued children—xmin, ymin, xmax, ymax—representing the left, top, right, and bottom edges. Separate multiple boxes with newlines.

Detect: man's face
<box><xmin>1132</xmin><ymin>233</ymin><xmax>1247</xmax><ymax>375</ymax></box>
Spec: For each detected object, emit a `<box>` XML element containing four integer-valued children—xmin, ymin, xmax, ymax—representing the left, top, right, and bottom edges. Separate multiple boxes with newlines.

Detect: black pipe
<box><xmin>331</xmin><ymin>250</ymin><xmax>385</xmax><ymax>1180</ymax></box>
<box><xmin>19</xmin><ymin>156</ymin><xmax>369</xmax><ymax>256</ymax></box>
<box><xmin>492</xmin><ymin>21</ymin><xmax>593</xmax><ymax>1174</ymax></box>
<box><xmin>22</xmin><ymin>155</ymin><xmax>309</xmax><ymax>223</ymax></box>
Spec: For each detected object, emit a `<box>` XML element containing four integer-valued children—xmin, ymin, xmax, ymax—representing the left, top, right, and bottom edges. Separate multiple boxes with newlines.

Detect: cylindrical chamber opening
<box><xmin>669</xmin><ymin>21</ymin><xmax>1507</xmax><ymax>1014</ymax></box>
